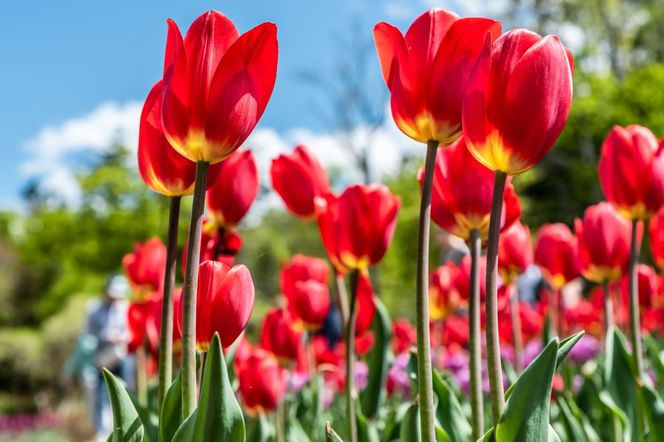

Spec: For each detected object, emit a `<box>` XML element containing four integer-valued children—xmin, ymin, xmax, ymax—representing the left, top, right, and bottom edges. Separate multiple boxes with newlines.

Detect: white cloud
<box><xmin>20</xmin><ymin>99</ymin><xmax>421</xmax><ymax>209</ymax></box>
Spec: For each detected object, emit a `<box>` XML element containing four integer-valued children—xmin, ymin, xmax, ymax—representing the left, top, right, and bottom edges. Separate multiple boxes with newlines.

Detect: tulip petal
<box><xmin>205</xmin><ymin>22</ymin><xmax>278</xmax><ymax>163</ymax></box>
<box><xmin>212</xmin><ymin>264</ymin><xmax>255</xmax><ymax>349</ymax></box>
<box><xmin>404</xmin><ymin>8</ymin><xmax>458</xmax><ymax>74</ymax></box>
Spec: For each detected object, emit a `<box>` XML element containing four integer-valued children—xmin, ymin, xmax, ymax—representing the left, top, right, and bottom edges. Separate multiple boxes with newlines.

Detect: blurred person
<box><xmin>84</xmin><ymin>275</ymin><xmax>130</xmax><ymax>441</ymax></box>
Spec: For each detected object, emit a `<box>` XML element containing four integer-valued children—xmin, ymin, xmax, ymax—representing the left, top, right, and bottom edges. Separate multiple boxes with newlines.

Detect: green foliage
<box><xmin>102</xmin><ymin>368</ymin><xmax>144</xmax><ymax>442</ymax></box>
<box><xmin>432</xmin><ymin>371</ymin><xmax>472</xmax><ymax>442</ymax></box>
<box><xmin>360</xmin><ymin>296</ymin><xmax>392</xmax><ymax>418</ymax></box>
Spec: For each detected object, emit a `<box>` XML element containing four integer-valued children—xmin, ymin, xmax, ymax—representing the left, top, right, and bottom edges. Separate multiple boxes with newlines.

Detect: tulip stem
<box><xmin>486</xmin><ymin>171</ymin><xmax>507</xmax><ymax>427</ymax></box>
<box><xmin>136</xmin><ymin>343</ymin><xmax>148</xmax><ymax>407</ymax></box>
<box><xmin>603</xmin><ymin>280</ymin><xmax>613</xmax><ymax>344</ymax></box>
<box><xmin>628</xmin><ymin>219</ymin><xmax>644</xmax><ymax>376</ymax></box>
<box><xmin>415</xmin><ymin>140</ymin><xmax>438</xmax><ymax>442</ymax></box>
<box><xmin>180</xmin><ymin>160</ymin><xmax>209</xmax><ymax>419</ymax></box>
<box><xmin>158</xmin><ymin>195</ymin><xmax>181</xmax><ymax>413</ymax></box>
<box><xmin>345</xmin><ymin>269</ymin><xmax>359</xmax><ymax>442</ymax></box>
<box><xmin>335</xmin><ymin>272</ymin><xmax>350</xmax><ymax>329</ymax></box>
<box><xmin>508</xmin><ymin>284</ymin><xmax>523</xmax><ymax>373</ymax></box>
<box><xmin>468</xmin><ymin>228</ymin><xmax>484</xmax><ymax>440</ymax></box>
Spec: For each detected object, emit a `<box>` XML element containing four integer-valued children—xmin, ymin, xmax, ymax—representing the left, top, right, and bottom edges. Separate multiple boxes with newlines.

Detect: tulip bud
<box><xmin>236</xmin><ymin>348</ymin><xmax>286</xmax><ymax>414</ymax></box>
<box><xmin>271</xmin><ymin>145</ymin><xmax>331</xmax><ymax>218</ymax></box>
<box><xmin>260</xmin><ymin>308</ymin><xmax>302</xmax><ymax>363</ymax></box>
<box><xmin>498</xmin><ymin>221</ymin><xmax>533</xmax><ymax>285</ymax></box>
<box><xmin>122</xmin><ymin>237</ymin><xmax>167</xmax><ymax>299</ymax></box>
<box><xmin>534</xmin><ymin>224</ymin><xmax>579</xmax><ymax>289</ymax></box>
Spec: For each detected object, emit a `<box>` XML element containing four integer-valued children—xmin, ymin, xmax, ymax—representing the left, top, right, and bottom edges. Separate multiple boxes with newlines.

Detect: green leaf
<box><xmin>557</xmin><ymin>393</ymin><xmax>600</xmax><ymax>442</ymax></box>
<box><xmin>357</xmin><ymin>403</ymin><xmax>379</xmax><ymax>442</ymax></box>
<box><xmin>603</xmin><ymin>327</ymin><xmax>637</xmax><ymax>441</ymax></box>
<box><xmin>399</xmin><ymin>401</ymin><xmax>421</xmax><ymax>442</ymax></box>
<box><xmin>129</xmin><ymin>394</ymin><xmax>158</xmax><ymax>442</ymax></box>
<box><xmin>172</xmin><ymin>333</ymin><xmax>245</xmax><ymax>442</ymax></box>
<box><xmin>638</xmin><ymin>382</ymin><xmax>664</xmax><ymax>441</ymax></box>
<box><xmin>325</xmin><ymin>422</ymin><xmax>344</xmax><ymax>442</ymax></box>
<box><xmin>382</xmin><ymin>402</ymin><xmax>410</xmax><ymax>441</ymax></box>
<box><xmin>159</xmin><ymin>373</ymin><xmax>182</xmax><ymax>442</ymax></box>
<box><xmin>598</xmin><ymin>391</ymin><xmax>629</xmax><ymax>442</ymax></box>
<box><xmin>495</xmin><ymin>338</ymin><xmax>558</xmax><ymax>441</ymax></box>
<box><xmin>102</xmin><ymin>368</ymin><xmax>144</xmax><ymax>442</ymax></box>
<box><xmin>644</xmin><ymin>335</ymin><xmax>664</xmax><ymax>396</ymax></box>
<box><xmin>247</xmin><ymin>413</ymin><xmax>274</xmax><ymax>442</ymax></box>
<box><xmin>432</xmin><ymin>370</ymin><xmax>471</xmax><ymax>442</ymax></box>
<box><xmin>360</xmin><ymin>296</ymin><xmax>392</xmax><ymax>418</ymax></box>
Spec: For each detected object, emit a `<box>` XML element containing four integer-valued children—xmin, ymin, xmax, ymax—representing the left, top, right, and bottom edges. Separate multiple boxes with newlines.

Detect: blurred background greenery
<box><xmin>1</xmin><ymin>0</ymin><xmax>664</xmax><ymax>438</ymax></box>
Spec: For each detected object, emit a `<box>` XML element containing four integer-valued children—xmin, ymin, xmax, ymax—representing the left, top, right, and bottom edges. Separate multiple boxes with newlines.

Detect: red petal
<box><xmin>212</xmin><ymin>264</ymin><xmax>255</xmax><ymax>349</ymax></box>
<box><xmin>404</xmin><ymin>8</ymin><xmax>458</xmax><ymax>75</ymax></box>
<box><xmin>204</xmin><ymin>22</ymin><xmax>278</xmax><ymax>163</ymax></box>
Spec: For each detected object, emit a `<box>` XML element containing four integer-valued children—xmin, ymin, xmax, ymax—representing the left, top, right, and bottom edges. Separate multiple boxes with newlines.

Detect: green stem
<box><xmin>485</xmin><ymin>171</ymin><xmax>507</xmax><ymax>427</ymax></box>
<box><xmin>158</xmin><ymin>195</ymin><xmax>181</xmax><ymax>413</ymax></box>
<box><xmin>180</xmin><ymin>160</ymin><xmax>209</xmax><ymax>418</ymax></box>
<box><xmin>136</xmin><ymin>343</ymin><xmax>148</xmax><ymax>407</ymax></box>
<box><xmin>335</xmin><ymin>272</ymin><xmax>350</xmax><ymax>330</ymax></box>
<box><xmin>276</xmin><ymin>399</ymin><xmax>286</xmax><ymax>442</ymax></box>
<box><xmin>509</xmin><ymin>284</ymin><xmax>523</xmax><ymax>373</ymax></box>
<box><xmin>468</xmin><ymin>228</ymin><xmax>485</xmax><ymax>440</ymax></box>
<box><xmin>345</xmin><ymin>270</ymin><xmax>359</xmax><ymax>442</ymax></box>
<box><xmin>415</xmin><ymin>140</ymin><xmax>438</xmax><ymax>442</ymax></box>
<box><xmin>628</xmin><ymin>219</ymin><xmax>644</xmax><ymax>375</ymax></box>
<box><xmin>603</xmin><ymin>279</ymin><xmax>613</xmax><ymax>346</ymax></box>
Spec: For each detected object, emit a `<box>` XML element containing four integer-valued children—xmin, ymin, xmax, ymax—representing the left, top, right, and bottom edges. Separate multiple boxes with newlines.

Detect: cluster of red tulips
<box><xmin>102</xmin><ymin>6</ymin><xmax>664</xmax><ymax>442</ymax></box>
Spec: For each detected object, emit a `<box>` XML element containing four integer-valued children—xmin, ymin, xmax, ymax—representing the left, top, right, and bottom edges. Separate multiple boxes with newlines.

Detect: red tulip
<box><xmin>176</xmin><ymin>260</ymin><xmax>254</xmax><ymax>351</ymax></box>
<box><xmin>138</xmin><ymin>81</ymin><xmax>196</xmax><ymax>196</ymax></box>
<box><xmin>498</xmin><ymin>300</ymin><xmax>543</xmax><ymax>345</ymax></box>
<box><xmin>441</xmin><ymin>315</ymin><xmax>469</xmax><ymax>352</ymax></box>
<box><xmin>122</xmin><ymin>237</ymin><xmax>167</xmax><ymax>299</ymax></box>
<box><xmin>236</xmin><ymin>348</ymin><xmax>286</xmax><ymax>414</ymax></box>
<box><xmin>498</xmin><ymin>221</ymin><xmax>533</xmax><ymax>285</ymax></box>
<box><xmin>650</xmin><ymin>207</ymin><xmax>664</xmax><ymax>270</ymax></box>
<box><xmin>598</xmin><ymin>125</ymin><xmax>664</xmax><ymax>220</ymax></box>
<box><xmin>206</xmin><ymin>149</ymin><xmax>259</xmax><ymax>227</ymax></box>
<box><xmin>374</xmin><ymin>8</ymin><xmax>501</xmax><ymax>145</ymax></box>
<box><xmin>574</xmin><ymin>202</ymin><xmax>634</xmax><ymax>283</ymax></box>
<box><xmin>429</xmin><ymin>261</ymin><xmax>461</xmax><ymax>320</ymax></box>
<box><xmin>422</xmin><ymin>137</ymin><xmax>521</xmax><ymax>242</ymax></box>
<box><xmin>355</xmin><ymin>271</ymin><xmax>377</xmax><ymax>336</ymax></box>
<box><xmin>260</xmin><ymin>308</ymin><xmax>302</xmax><ymax>363</ymax></box>
<box><xmin>463</xmin><ymin>29</ymin><xmax>574</xmax><ymax>175</ymax></box>
<box><xmin>620</xmin><ymin>264</ymin><xmax>658</xmax><ymax>309</ymax></box>
<box><xmin>200</xmin><ymin>220</ymin><xmax>243</xmax><ymax>265</ymax></box>
<box><xmin>280</xmin><ymin>255</ymin><xmax>330</xmax><ymax>295</ymax></box>
<box><xmin>534</xmin><ymin>224</ymin><xmax>579</xmax><ymax>289</ymax></box>
<box><xmin>271</xmin><ymin>145</ymin><xmax>331</xmax><ymax>218</ymax></box>
<box><xmin>563</xmin><ymin>299</ymin><xmax>601</xmax><ymax>336</ymax></box>
<box><xmin>285</xmin><ymin>279</ymin><xmax>331</xmax><ymax>330</ymax></box>
<box><xmin>161</xmin><ymin>11</ymin><xmax>278</xmax><ymax>164</ymax></box>
<box><xmin>128</xmin><ymin>300</ymin><xmax>161</xmax><ymax>353</ymax></box>
<box><xmin>454</xmin><ymin>255</ymin><xmax>487</xmax><ymax>304</ymax></box>
<box><xmin>392</xmin><ymin>318</ymin><xmax>417</xmax><ymax>354</ymax></box>
<box><xmin>315</xmin><ymin>184</ymin><xmax>400</xmax><ymax>272</ymax></box>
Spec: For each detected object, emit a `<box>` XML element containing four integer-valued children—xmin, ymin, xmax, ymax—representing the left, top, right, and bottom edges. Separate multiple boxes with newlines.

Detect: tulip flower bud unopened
<box><xmin>534</xmin><ymin>224</ymin><xmax>579</xmax><ymax>289</ymax></box>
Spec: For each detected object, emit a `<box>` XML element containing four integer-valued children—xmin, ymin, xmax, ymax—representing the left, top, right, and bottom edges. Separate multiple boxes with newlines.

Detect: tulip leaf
<box><xmin>398</xmin><ymin>401</ymin><xmax>421</xmax><ymax>442</ymax></box>
<box><xmin>159</xmin><ymin>373</ymin><xmax>182</xmax><ymax>442</ymax></box>
<box><xmin>644</xmin><ymin>335</ymin><xmax>664</xmax><ymax>396</ymax></box>
<box><xmin>325</xmin><ymin>422</ymin><xmax>344</xmax><ymax>442</ymax></box>
<box><xmin>603</xmin><ymin>327</ymin><xmax>637</xmax><ymax>442</ymax></box>
<box><xmin>495</xmin><ymin>337</ymin><xmax>558</xmax><ymax>441</ymax></box>
<box><xmin>357</xmin><ymin>403</ymin><xmax>380</xmax><ymax>442</ymax></box>
<box><xmin>598</xmin><ymin>391</ymin><xmax>629</xmax><ymax>442</ymax></box>
<box><xmin>360</xmin><ymin>296</ymin><xmax>392</xmax><ymax>418</ymax></box>
<box><xmin>432</xmin><ymin>370</ymin><xmax>471</xmax><ymax>442</ymax></box>
<box><xmin>102</xmin><ymin>368</ymin><xmax>144</xmax><ymax>442</ymax></box>
<box><xmin>172</xmin><ymin>333</ymin><xmax>245</xmax><ymax>442</ymax></box>
<box><xmin>638</xmin><ymin>382</ymin><xmax>664</xmax><ymax>441</ymax></box>
<box><xmin>247</xmin><ymin>412</ymin><xmax>274</xmax><ymax>442</ymax></box>
<box><xmin>557</xmin><ymin>394</ymin><xmax>600</xmax><ymax>442</ymax></box>
<box><xmin>129</xmin><ymin>394</ymin><xmax>158</xmax><ymax>442</ymax></box>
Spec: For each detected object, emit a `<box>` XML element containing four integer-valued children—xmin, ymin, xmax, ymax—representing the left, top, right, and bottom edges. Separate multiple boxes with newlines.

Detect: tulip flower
<box><xmin>280</xmin><ymin>255</ymin><xmax>330</xmax><ymax>294</ymax></box>
<box><xmin>374</xmin><ymin>10</ymin><xmax>501</xmax><ymax>438</ymax></box>
<box><xmin>620</xmin><ymin>264</ymin><xmax>658</xmax><ymax>310</ymax></box>
<box><xmin>498</xmin><ymin>221</ymin><xmax>533</xmax><ymax>286</ymax></box>
<box><xmin>161</xmin><ymin>11</ymin><xmax>278</xmax><ymax>164</ymax></box>
<box><xmin>206</xmin><ymin>149</ymin><xmax>259</xmax><ymax>227</ymax></box>
<box><xmin>374</xmin><ymin>9</ymin><xmax>500</xmax><ymax>145</ymax></box>
<box><xmin>236</xmin><ymin>348</ymin><xmax>286</xmax><ymax>414</ymax></box>
<box><xmin>598</xmin><ymin>126</ymin><xmax>664</xmax><ymax>386</ymax></box>
<box><xmin>423</xmin><ymin>137</ymin><xmax>521</xmax><ymax>242</ymax></box>
<box><xmin>535</xmin><ymin>224</ymin><xmax>579</xmax><ymax>290</ymax></box>
<box><xmin>260</xmin><ymin>308</ymin><xmax>302</xmax><ymax>363</ymax></box>
<box><xmin>429</xmin><ymin>262</ymin><xmax>461</xmax><ymax>321</ymax></box>
<box><xmin>271</xmin><ymin>145</ymin><xmax>331</xmax><ymax>218</ymax></box>
<box><xmin>392</xmin><ymin>318</ymin><xmax>417</xmax><ymax>355</ymax></box>
<box><xmin>649</xmin><ymin>207</ymin><xmax>664</xmax><ymax>270</ymax></box>
<box><xmin>354</xmin><ymin>271</ymin><xmax>377</xmax><ymax>336</ymax></box>
<box><xmin>575</xmin><ymin>202</ymin><xmax>633</xmax><ymax>283</ymax></box>
<box><xmin>162</xmin><ymin>11</ymin><xmax>278</xmax><ymax>415</ymax></box>
<box><xmin>563</xmin><ymin>299</ymin><xmax>602</xmax><ymax>336</ymax></box>
<box><xmin>315</xmin><ymin>184</ymin><xmax>400</xmax><ymax>273</ymax></box>
<box><xmin>175</xmin><ymin>260</ymin><xmax>254</xmax><ymax>352</ymax></box>
<box><xmin>462</xmin><ymin>27</ymin><xmax>573</xmax><ymax>425</ymax></box>
<box><xmin>122</xmin><ymin>237</ymin><xmax>167</xmax><ymax>300</ymax></box>
<box><xmin>598</xmin><ymin>125</ymin><xmax>664</xmax><ymax>220</ymax></box>
<box><xmin>463</xmin><ymin>29</ymin><xmax>573</xmax><ymax>176</ymax></box>
<box><xmin>285</xmin><ymin>279</ymin><xmax>331</xmax><ymax>330</ymax></box>
<box><xmin>138</xmin><ymin>81</ymin><xmax>196</xmax><ymax>197</ymax></box>
<box><xmin>441</xmin><ymin>315</ymin><xmax>469</xmax><ymax>352</ymax></box>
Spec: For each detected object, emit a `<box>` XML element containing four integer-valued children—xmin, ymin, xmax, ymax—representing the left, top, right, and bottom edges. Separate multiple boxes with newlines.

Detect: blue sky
<box><xmin>0</xmin><ymin>0</ymin><xmax>507</xmax><ymax>209</ymax></box>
